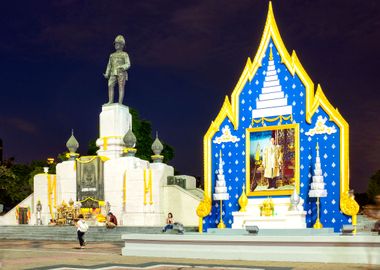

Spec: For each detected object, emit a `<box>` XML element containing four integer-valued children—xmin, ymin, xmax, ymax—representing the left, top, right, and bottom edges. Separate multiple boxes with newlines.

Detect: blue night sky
<box><xmin>0</xmin><ymin>1</ymin><xmax>379</xmax><ymax>192</ymax></box>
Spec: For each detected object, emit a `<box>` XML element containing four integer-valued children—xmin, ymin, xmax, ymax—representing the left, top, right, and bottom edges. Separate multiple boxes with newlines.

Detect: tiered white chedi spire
<box><xmin>213</xmin><ymin>151</ymin><xmax>229</xmax><ymax>201</ymax></box>
<box><xmin>251</xmin><ymin>44</ymin><xmax>292</xmax><ymax>118</ymax></box>
<box><xmin>309</xmin><ymin>143</ymin><xmax>327</xmax><ymax>198</ymax></box>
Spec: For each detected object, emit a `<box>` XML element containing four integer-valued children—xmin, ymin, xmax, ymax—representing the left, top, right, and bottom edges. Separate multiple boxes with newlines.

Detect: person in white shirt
<box><xmin>75</xmin><ymin>214</ymin><xmax>88</xmax><ymax>249</ymax></box>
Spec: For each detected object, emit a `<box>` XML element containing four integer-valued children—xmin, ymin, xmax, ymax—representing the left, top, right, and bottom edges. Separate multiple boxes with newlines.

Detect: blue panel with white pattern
<box><xmin>203</xmin><ymin>39</ymin><xmax>350</xmax><ymax>232</ymax></box>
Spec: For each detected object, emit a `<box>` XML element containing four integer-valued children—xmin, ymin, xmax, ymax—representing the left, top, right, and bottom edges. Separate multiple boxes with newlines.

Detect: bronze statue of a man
<box><xmin>104</xmin><ymin>35</ymin><xmax>131</xmax><ymax>105</ymax></box>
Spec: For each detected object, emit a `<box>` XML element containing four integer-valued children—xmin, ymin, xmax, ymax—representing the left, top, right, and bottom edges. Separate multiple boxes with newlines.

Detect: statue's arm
<box><xmin>104</xmin><ymin>57</ymin><xmax>111</xmax><ymax>78</ymax></box>
<box><xmin>119</xmin><ymin>53</ymin><xmax>131</xmax><ymax>71</ymax></box>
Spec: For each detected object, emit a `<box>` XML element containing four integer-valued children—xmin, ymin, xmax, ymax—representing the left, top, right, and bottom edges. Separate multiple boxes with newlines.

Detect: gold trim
<box><xmin>308</xmin><ymin>85</ymin><xmax>352</xmax><ymax>214</ymax></box>
<box><xmin>245</xmin><ymin>123</ymin><xmax>299</xmax><ymax>196</ymax></box>
<box><xmin>252</xmin><ymin>115</ymin><xmax>293</xmax><ymax>125</ymax></box>
<box><xmin>202</xmin><ymin>1</ymin><xmax>354</xmax><ymax>221</ymax></box>
<box><xmin>101</xmin><ymin>136</ymin><xmax>123</xmax><ymax>151</ymax></box>
<box><xmin>76</xmin><ymin>155</ymin><xmax>109</xmax><ymax>163</ymax></box>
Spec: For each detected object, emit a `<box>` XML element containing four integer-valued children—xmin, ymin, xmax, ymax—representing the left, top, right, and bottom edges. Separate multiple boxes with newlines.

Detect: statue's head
<box><xmin>114</xmin><ymin>35</ymin><xmax>125</xmax><ymax>50</ymax></box>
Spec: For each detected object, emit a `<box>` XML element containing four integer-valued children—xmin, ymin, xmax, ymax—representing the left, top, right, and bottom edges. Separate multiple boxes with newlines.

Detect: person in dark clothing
<box><xmin>106</xmin><ymin>212</ymin><xmax>118</xmax><ymax>229</ymax></box>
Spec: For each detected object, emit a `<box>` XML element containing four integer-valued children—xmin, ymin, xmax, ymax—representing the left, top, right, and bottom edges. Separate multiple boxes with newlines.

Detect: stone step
<box><xmin>0</xmin><ymin>225</ymin><xmax>198</xmax><ymax>242</ymax></box>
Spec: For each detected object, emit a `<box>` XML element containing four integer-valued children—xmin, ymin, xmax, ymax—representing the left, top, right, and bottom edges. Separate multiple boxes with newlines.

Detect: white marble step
<box><xmin>262</xmin><ymin>85</ymin><xmax>282</xmax><ymax>94</ymax></box>
<box><xmin>256</xmin><ymin>97</ymin><xmax>288</xmax><ymax>109</ymax></box>
<box><xmin>252</xmin><ymin>106</ymin><xmax>292</xmax><ymax>118</ymax></box>
<box><xmin>259</xmin><ymin>91</ymin><xmax>284</xmax><ymax>101</ymax></box>
<box><xmin>263</xmin><ymin>80</ymin><xmax>280</xmax><ymax>88</ymax></box>
<box><xmin>266</xmin><ymin>70</ymin><xmax>277</xmax><ymax>76</ymax></box>
<box><xmin>265</xmin><ymin>74</ymin><xmax>278</xmax><ymax>82</ymax></box>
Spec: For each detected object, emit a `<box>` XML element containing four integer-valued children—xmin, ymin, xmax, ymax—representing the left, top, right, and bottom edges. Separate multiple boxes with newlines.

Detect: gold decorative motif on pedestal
<box><xmin>196</xmin><ymin>195</ymin><xmax>212</xmax><ymax>233</ymax></box>
<box><xmin>260</xmin><ymin>198</ymin><xmax>274</xmax><ymax>216</ymax></box>
<box><xmin>341</xmin><ymin>191</ymin><xmax>360</xmax><ymax>233</ymax></box>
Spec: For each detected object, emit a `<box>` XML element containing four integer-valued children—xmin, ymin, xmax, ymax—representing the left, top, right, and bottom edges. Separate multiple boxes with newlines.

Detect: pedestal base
<box><xmin>96</xmin><ymin>103</ymin><xmax>132</xmax><ymax>159</ymax></box>
<box><xmin>232</xmin><ymin>198</ymin><xmax>306</xmax><ymax>229</ymax></box>
<box><xmin>232</xmin><ymin>211</ymin><xmax>307</xmax><ymax>229</ymax></box>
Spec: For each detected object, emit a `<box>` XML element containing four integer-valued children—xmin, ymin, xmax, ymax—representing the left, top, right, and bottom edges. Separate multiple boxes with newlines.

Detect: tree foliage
<box><xmin>367</xmin><ymin>170</ymin><xmax>380</xmax><ymax>202</ymax></box>
<box><xmin>0</xmin><ymin>159</ymin><xmax>47</xmax><ymax>209</ymax></box>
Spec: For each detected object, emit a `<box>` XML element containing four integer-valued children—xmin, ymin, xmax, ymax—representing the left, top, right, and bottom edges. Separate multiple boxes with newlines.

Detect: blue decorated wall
<box><xmin>203</xmin><ymin>16</ymin><xmax>352</xmax><ymax>232</ymax></box>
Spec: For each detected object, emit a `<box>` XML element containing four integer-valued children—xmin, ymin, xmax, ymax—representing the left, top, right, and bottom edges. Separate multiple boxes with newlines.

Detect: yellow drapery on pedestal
<box><xmin>143</xmin><ymin>169</ymin><xmax>153</xmax><ymax>205</ymax></box>
<box><xmin>123</xmin><ymin>170</ymin><xmax>127</xmax><ymax>211</ymax></box>
<box><xmin>47</xmin><ymin>174</ymin><xmax>57</xmax><ymax>220</ymax></box>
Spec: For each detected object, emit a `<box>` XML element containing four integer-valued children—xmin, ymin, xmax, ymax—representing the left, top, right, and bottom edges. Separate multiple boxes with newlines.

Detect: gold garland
<box><xmin>104</xmin><ymin>137</ymin><xmax>108</xmax><ymax>150</ymax></box>
<box><xmin>252</xmin><ymin>114</ymin><xmax>293</xmax><ymax>125</ymax></box>
<box><xmin>76</xmin><ymin>156</ymin><xmax>98</xmax><ymax>164</ymax></box>
<box><xmin>101</xmin><ymin>136</ymin><xmax>123</xmax><ymax>151</ymax></box>
<box><xmin>74</xmin><ymin>156</ymin><xmax>109</xmax><ymax>170</ymax></box>
<box><xmin>123</xmin><ymin>170</ymin><xmax>127</xmax><ymax>211</ymax></box>
<box><xmin>143</xmin><ymin>169</ymin><xmax>153</xmax><ymax>205</ymax></box>
<box><xmin>47</xmin><ymin>174</ymin><xmax>57</xmax><ymax>220</ymax></box>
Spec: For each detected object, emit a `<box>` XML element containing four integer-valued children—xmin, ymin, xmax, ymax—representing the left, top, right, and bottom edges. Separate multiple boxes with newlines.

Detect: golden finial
<box><xmin>269</xmin><ymin>46</ymin><xmax>273</xmax><ymax>61</ymax></box>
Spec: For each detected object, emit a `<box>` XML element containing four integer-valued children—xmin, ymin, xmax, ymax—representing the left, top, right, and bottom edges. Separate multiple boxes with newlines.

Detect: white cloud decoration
<box><xmin>213</xmin><ymin>125</ymin><xmax>241</xmax><ymax>144</ymax></box>
<box><xmin>305</xmin><ymin>116</ymin><xmax>337</xmax><ymax>136</ymax></box>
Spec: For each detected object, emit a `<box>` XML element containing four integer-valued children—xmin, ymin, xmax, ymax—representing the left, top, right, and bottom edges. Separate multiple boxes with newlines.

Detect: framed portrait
<box><xmin>245</xmin><ymin>123</ymin><xmax>299</xmax><ymax>196</ymax></box>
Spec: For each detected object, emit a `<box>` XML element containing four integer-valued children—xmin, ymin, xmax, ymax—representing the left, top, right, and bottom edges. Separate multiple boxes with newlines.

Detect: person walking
<box><xmin>75</xmin><ymin>214</ymin><xmax>88</xmax><ymax>249</ymax></box>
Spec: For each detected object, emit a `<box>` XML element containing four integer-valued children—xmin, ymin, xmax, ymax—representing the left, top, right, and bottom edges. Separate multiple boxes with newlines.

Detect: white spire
<box><xmin>251</xmin><ymin>42</ymin><xmax>292</xmax><ymax>118</ymax></box>
<box><xmin>309</xmin><ymin>142</ymin><xmax>327</xmax><ymax>198</ymax></box>
<box><xmin>213</xmin><ymin>150</ymin><xmax>229</xmax><ymax>201</ymax></box>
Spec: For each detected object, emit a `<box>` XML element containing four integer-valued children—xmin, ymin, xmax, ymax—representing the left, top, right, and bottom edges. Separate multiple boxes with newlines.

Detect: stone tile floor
<box><xmin>0</xmin><ymin>240</ymin><xmax>379</xmax><ymax>270</ymax></box>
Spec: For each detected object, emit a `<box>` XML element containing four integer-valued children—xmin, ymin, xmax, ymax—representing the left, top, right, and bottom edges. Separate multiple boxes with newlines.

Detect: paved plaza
<box><xmin>0</xmin><ymin>240</ymin><xmax>379</xmax><ymax>270</ymax></box>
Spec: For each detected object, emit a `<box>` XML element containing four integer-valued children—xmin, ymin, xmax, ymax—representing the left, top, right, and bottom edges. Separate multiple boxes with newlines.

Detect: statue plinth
<box><xmin>96</xmin><ymin>103</ymin><xmax>132</xmax><ymax>159</ymax></box>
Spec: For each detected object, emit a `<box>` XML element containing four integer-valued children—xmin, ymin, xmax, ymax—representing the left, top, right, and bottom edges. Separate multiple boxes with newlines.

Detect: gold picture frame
<box><xmin>246</xmin><ymin>123</ymin><xmax>299</xmax><ymax>196</ymax></box>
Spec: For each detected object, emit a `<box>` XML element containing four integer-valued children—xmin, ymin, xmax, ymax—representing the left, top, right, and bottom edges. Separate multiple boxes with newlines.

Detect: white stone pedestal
<box><xmin>96</xmin><ymin>104</ymin><xmax>132</xmax><ymax>159</ymax></box>
<box><xmin>232</xmin><ymin>211</ymin><xmax>306</xmax><ymax>229</ymax></box>
<box><xmin>232</xmin><ymin>197</ymin><xmax>306</xmax><ymax>229</ymax></box>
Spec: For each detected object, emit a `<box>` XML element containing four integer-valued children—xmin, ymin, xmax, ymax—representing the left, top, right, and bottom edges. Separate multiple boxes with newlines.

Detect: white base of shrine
<box><xmin>231</xmin><ymin>197</ymin><xmax>306</xmax><ymax>229</ymax></box>
<box><xmin>122</xmin><ymin>233</ymin><xmax>380</xmax><ymax>264</ymax></box>
<box><xmin>232</xmin><ymin>210</ymin><xmax>306</xmax><ymax>229</ymax></box>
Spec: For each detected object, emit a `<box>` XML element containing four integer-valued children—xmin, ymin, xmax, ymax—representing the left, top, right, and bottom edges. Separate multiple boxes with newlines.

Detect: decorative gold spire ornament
<box><xmin>269</xmin><ymin>46</ymin><xmax>274</xmax><ymax>61</ymax></box>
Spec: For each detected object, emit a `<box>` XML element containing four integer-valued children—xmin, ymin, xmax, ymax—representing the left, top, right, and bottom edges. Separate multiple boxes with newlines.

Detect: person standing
<box><xmin>76</xmin><ymin>214</ymin><xmax>88</xmax><ymax>249</ymax></box>
<box><xmin>263</xmin><ymin>137</ymin><xmax>282</xmax><ymax>189</ymax></box>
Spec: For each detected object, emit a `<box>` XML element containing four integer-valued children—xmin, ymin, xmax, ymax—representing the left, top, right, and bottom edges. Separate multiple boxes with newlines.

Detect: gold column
<box><xmin>313</xmin><ymin>197</ymin><xmax>323</xmax><ymax>229</ymax></box>
<box><xmin>217</xmin><ymin>200</ymin><xmax>226</xmax><ymax>229</ymax></box>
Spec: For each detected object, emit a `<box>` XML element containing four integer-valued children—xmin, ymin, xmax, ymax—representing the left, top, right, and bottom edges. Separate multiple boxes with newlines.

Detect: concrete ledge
<box><xmin>122</xmin><ymin>233</ymin><xmax>380</xmax><ymax>264</ymax></box>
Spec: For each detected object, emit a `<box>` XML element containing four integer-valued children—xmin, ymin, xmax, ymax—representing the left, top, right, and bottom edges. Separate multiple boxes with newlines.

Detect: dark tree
<box><xmin>367</xmin><ymin>170</ymin><xmax>380</xmax><ymax>203</ymax></box>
